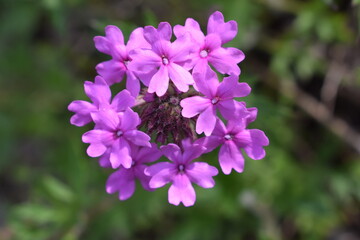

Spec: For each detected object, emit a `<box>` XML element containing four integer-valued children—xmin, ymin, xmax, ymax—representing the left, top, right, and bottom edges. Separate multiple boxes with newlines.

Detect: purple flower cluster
<box><xmin>68</xmin><ymin>11</ymin><xmax>269</xmax><ymax>207</ymax></box>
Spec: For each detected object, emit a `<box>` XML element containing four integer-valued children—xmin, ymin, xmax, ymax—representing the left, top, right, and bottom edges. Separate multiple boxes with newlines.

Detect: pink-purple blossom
<box><xmin>68</xmin><ymin>76</ymin><xmax>134</xmax><ymax>127</ymax></box>
<box><xmin>145</xmin><ymin>140</ymin><xmax>218</xmax><ymax>206</ymax></box>
<box><xmin>197</xmin><ymin>118</ymin><xmax>269</xmax><ymax>175</ymax></box>
<box><xmin>106</xmin><ymin>144</ymin><xmax>162</xmax><ymax>200</ymax></box>
<box><xmin>180</xmin><ymin>70</ymin><xmax>250</xmax><ymax>136</ymax></box>
<box><xmin>94</xmin><ymin>26</ymin><xmax>154</xmax><ymax>96</ymax></box>
<box><xmin>128</xmin><ymin>22</ymin><xmax>194</xmax><ymax>96</ymax></box>
<box><xmin>174</xmin><ymin>11</ymin><xmax>244</xmax><ymax>76</ymax></box>
<box><xmin>82</xmin><ymin>108</ymin><xmax>151</xmax><ymax>169</ymax></box>
<box><xmin>69</xmin><ymin>11</ymin><xmax>269</xmax><ymax>206</ymax></box>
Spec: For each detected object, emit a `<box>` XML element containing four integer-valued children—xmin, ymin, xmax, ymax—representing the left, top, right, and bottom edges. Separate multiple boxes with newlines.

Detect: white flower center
<box><xmin>178</xmin><ymin>164</ymin><xmax>185</xmax><ymax>172</ymax></box>
<box><xmin>224</xmin><ymin>134</ymin><xmax>232</xmax><ymax>140</ymax></box>
<box><xmin>200</xmin><ymin>49</ymin><xmax>208</xmax><ymax>58</ymax></box>
<box><xmin>124</xmin><ymin>60</ymin><xmax>130</xmax><ymax>66</ymax></box>
<box><xmin>116</xmin><ymin>130</ymin><xmax>123</xmax><ymax>137</ymax></box>
<box><xmin>211</xmin><ymin>97</ymin><xmax>219</xmax><ymax>104</ymax></box>
<box><xmin>162</xmin><ymin>57</ymin><xmax>169</xmax><ymax>65</ymax></box>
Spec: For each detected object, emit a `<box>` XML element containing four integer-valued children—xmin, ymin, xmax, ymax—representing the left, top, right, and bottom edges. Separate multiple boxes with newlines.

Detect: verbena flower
<box><xmin>196</xmin><ymin>118</ymin><xmax>269</xmax><ymax>175</ymax></box>
<box><xmin>128</xmin><ymin>22</ymin><xmax>194</xmax><ymax>97</ymax></box>
<box><xmin>180</xmin><ymin>70</ymin><xmax>250</xmax><ymax>136</ymax></box>
<box><xmin>94</xmin><ymin>26</ymin><xmax>154</xmax><ymax>96</ymax></box>
<box><xmin>82</xmin><ymin>109</ymin><xmax>151</xmax><ymax>168</ymax></box>
<box><xmin>174</xmin><ymin>11</ymin><xmax>244</xmax><ymax>76</ymax></box>
<box><xmin>68</xmin><ymin>76</ymin><xmax>135</xmax><ymax>126</ymax></box>
<box><xmin>145</xmin><ymin>140</ymin><xmax>218</xmax><ymax>207</ymax></box>
<box><xmin>68</xmin><ymin>11</ymin><xmax>269</xmax><ymax>206</ymax></box>
<box><xmin>106</xmin><ymin>143</ymin><xmax>162</xmax><ymax>200</ymax></box>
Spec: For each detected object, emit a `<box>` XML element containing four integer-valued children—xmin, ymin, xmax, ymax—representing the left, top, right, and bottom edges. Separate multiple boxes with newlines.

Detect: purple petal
<box><xmin>137</xmin><ymin>69</ymin><xmax>156</xmax><ymax>86</ymax></box>
<box><xmin>148</xmin><ymin>165</ymin><xmax>176</xmax><ymax>188</ymax></box>
<box><xmin>237</xmin><ymin>129</ymin><xmax>269</xmax><ymax>160</ymax></box>
<box><xmin>98</xmin><ymin>149</ymin><xmax>111</xmax><ymax>168</ymax></box>
<box><xmin>192</xmin><ymin>68</ymin><xmax>219</xmax><ymax>97</ymax></box>
<box><xmin>160</xmin><ymin>144</ymin><xmax>182</xmax><ymax>163</ymax></box>
<box><xmin>219</xmin><ymin>141</ymin><xmax>245</xmax><ymax>174</ymax></box>
<box><xmin>145</xmin><ymin>162</ymin><xmax>174</xmax><ymax>177</ymax></box>
<box><xmin>192</xmin><ymin>59</ymin><xmax>209</xmax><ymax>76</ymax></box>
<box><xmin>134</xmin><ymin>165</ymin><xmax>153</xmax><ymax>191</ymax></box>
<box><xmin>96</xmin><ymin>60</ymin><xmax>126</xmax><ymax>86</ymax></box>
<box><xmin>186</xmin><ymin>162</ymin><xmax>218</xmax><ymax>188</ymax></box>
<box><xmin>120</xmin><ymin>108</ymin><xmax>140</xmax><ymax>131</ymax></box>
<box><xmin>208</xmin><ymin>48</ymin><xmax>240</xmax><ymax>75</ymax></box>
<box><xmin>196</xmin><ymin>106</ymin><xmax>216</xmax><ymax>136</ymax></box>
<box><xmin>110</xmin><ymin>138</ymin><xmax>132</xmax><ymax>168</ymax></box>
<box><xmin>106</xmin><ymin>168</ymin><xmax>136</xmax><ymax>201</ymax></box>
<box><xmin>82</xmin><ymin>129</ymin><xmax>114</xmax><ymax>145</ymax></box>
<box><xmin>212</xmin><ymin>119</ymin><xmax>228</xmax><ymax>136</ymax></box>
<box><xmin>168</xmin><ymin>174</ymin><xmax>196</xmax><ymax>207</ymax></box>
<box><xmin>68</xmin><ymin>100</ymin><xmax>96</xmax><ymax>126</ymax></box>
<box><xmin>195</xmin><ymin>136</ymin><xmax>223</xmax><ymax>153</ymax></box>
<box><xmin>148</xmin><ymin>65</ymin><xmax>169</xmax><ymax>97</ymax></box>
<box><xmin>86</xmin><ymin>143</ymin><xmax>107</xmax><ymax>157</ymax></box>
<box><xmin>125</xmin><ymin>71</ymin><xmax>141</xmax><ymax>97</ymax></box>
<box><xmin>94</xmin><ymin>36</ymin><xmax>111</xmax><ymax>55</ymax></box>
<box><xmin>111</xmin><ymin>89</ymin><xmax>135</xmax><ymax>112</ymax></box>
<box><xmin>203</xmin><ymin>33</ymin><xmax>222</xmax><ymax>51</ymax></box>
<box><xmin>169</xmin><ymin>33</ymin><xmax>194</xmax><ymax>63</ymax></box>
<box><xmin>245</xmin><ymin>106</ymin><xmax>258</xmax><ymax>124</ymax></box>
<box><xmin>127</xmin><ymin>27</ymin><xmax>151</xmax><ymax>51</ymax></box>
<box><xmin>128</xmin><ymin>49</ymin><xmax>161</xmax><ymax>73</ymax></box>
<box><xmin>144</xmin><ymin>22</ymin><xmax>172</xmax><ymax>44</ymax></box>
<box><xmin>218</xmin><ymin>99</ymin><xmax>248</xmax><ymax>120</ymax></box>
<box><xmin>104</xmin><ymin>25</ymin><xmax>124</xmax><ymax>45</ymax></box>
<box><xmin>168</xmin><ymin>63</ymin><xmax>193</xmax><ymax>92</ymax></box>
<box><xmin>225</xmin><ymin>47</ymin><xmax>245</xmax><ymax>63</ymax></box>
<box><xmin>124</xmin><ymin>130</ymin><xmax>151</xmax><ymax>147</ymax></box>
<box><xmin>157</xmin><ymin>22</ymin><xmax>172</xmax><ymax>41</ymax></box>
<box><xmin>207</xmin><ymin>11</ymin><xmax>237</xmax><ymax>44</ymax></box>
<box><xmin>182</xmin><ymin>144</ymin><xmax>206</xmax><ymax>164</ymax></box>
<box><xmin>90</xmin><ymin>110</ymin><xmax>119</xmax><ymax>131</ymax></box>
<box><xmin>157</xmin><ymin>22</ymin><xmax>172</xmax><ymax>40</ymax></box>
<box><xmin>217</xmin><ymin>75</ymin><xmax>250</xmax><ymax>99</ymax></box>
<box><xmin>135</xmin><ymin>143</ymin><xmax>162</xmax><ymax>163</ymax></box>
<box><xmin>174</xmin><ymin>18</ymin><xmax>204</xmax><ymax>44</ymax></box>
<box><xmin>180</xmin><ymin>96</ymin><xmax>210</xmax><ymax>118</ymax></box>
<box><xmin>84</xmin><ymin>76</ymin><xmax>111</xmax><ymax>106</ymax></box>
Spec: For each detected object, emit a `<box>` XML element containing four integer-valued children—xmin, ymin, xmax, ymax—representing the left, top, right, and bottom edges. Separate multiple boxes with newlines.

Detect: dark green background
<box><xmin>1</xmin><ymin>0</ymin><xmax>360</xmax><ymax>239</ymax></box>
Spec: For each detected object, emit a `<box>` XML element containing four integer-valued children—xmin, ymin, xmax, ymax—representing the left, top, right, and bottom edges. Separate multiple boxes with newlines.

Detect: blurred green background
<box><xmin>1</xmin><ymin>0</ymin><xmax>360</xmax><ymax>239</ymax></box>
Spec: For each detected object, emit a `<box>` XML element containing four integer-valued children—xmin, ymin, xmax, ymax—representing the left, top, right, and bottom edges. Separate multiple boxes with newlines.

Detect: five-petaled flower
<box><xmin>145</xmin><ymin>140</ymin><xmax>218</xmax><ymax>207</ymax></box>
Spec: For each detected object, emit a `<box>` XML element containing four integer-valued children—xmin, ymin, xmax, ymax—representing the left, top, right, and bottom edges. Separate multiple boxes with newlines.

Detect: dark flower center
<box><xmin>137</xmin><ymin>85</ymin><xmax>198</xmax><ymax>145</ymax></box>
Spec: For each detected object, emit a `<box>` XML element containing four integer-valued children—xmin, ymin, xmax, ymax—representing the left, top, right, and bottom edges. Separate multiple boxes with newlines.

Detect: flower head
<box><xmin>69</xmin><ymin>11</ymin><xmax>269</xmax><ymax>206</ymax></box>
